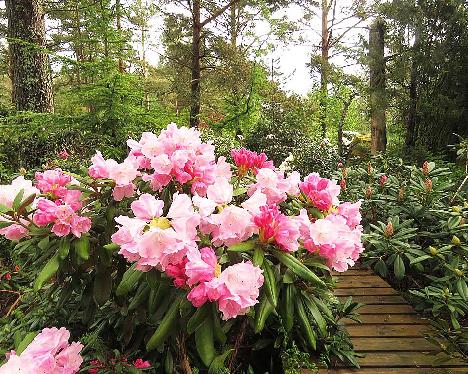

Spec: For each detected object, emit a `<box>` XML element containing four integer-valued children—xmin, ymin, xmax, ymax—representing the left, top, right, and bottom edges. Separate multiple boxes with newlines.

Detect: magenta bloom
<box><xmin>253</xmin><ymin>205</ymin><xmax>300</xmax><ymax>252</ymax></box>
<box><xmin>58</xmin><ymin>150</ymin><xmax>69</xmax><ymax>160</ymax></box>
<box><xmin>299</xmin><ymin>173</ymin><xmax>341</xmax><ymax>211</ymax></box>
<box><xmin>231</xmin><ymin>148</ymin><xmax>274</xmax><ymax>175</ymax></box>
<box><xmin>0</xmin><ymin>327</ymin><xmax>83</xmax><ymax>374</ymax></box>
<box><xmin>133</xmin><ymin>358</ymin><xmax>151</xmax><ymax>369</ymax></box>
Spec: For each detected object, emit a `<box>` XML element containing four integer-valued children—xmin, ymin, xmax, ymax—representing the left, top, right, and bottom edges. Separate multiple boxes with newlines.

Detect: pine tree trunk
<box><xmin>320</xmin><ymin>0</ymin><xmax>330</xmax><ymax>138</ymax></box>
<box><xmin>189</xmin><ymin>0</ymin><xmax>201</xmax><ymax>128</ymax></box>
<box><xmin>405</xmin><ymin>29</ymin><xmax>420</xmax><ymax>149</ymax></box>
<box><xmin>116</xmin><ymin>0</ymin><xmax>125</xmax><ymax>73</ymax></box>
<box><xmin>6</xmin><ymin>0</ymin><xmax>54</xmax><ymax>112</ymax></box>
<box><xmin>369</xmin><ymin>18</ymin><xmax>387</xmax><ymax>154</ymax></box>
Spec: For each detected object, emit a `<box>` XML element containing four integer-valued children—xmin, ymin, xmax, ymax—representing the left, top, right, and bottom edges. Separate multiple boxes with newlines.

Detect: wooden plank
<box><xmin>335</xmin><ymin>287</ymin><xmax>398</xmax><ymax>296</ymax></box>
<box><xmin>343</xmin><ymin>314</ymin><xmax>429</xmax><ymax>325</ymax></box>
<box><xmin>352</xmin><ymin>337</ymin><xmax>436</xmax><ymax>351</ymax></box>
<box><xmin>355</xmin><ymin>352</ymin><xmax>467</xmax><ymax>367</ymax></box>
<box><xmin>347</xmin><ymin>324</ymin><xmax>430</xmax><ymax>338</ymax></box>
<box><xmin>358</xmin><ymin>304</ymin><xmax>415</xmax><ymax>314</ymax></box>
<box><xmin>332</xmin><ymin>269</ymin><xmax>374</xmax><ymax>276</ymax></box>
<box><xmin>338</xmin><ymin>295</ymin><xmax>406</xmax><ymax>304</ymax></box>
<box><xmin>335</xmin><ymin>277</ymin><xmax>390</xmax><ymax>288</ymax></box>
<box><xmin>315</xmin><ymin>368</ymin><xmax>468</xmax><ymax>374</ymax></box>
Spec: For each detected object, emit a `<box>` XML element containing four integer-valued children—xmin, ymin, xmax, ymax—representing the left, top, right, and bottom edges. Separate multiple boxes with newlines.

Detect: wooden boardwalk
<box><xmin>313</xmin><ymin>268</ymin><xmax>468</xmax><ymax>374</ymax></box>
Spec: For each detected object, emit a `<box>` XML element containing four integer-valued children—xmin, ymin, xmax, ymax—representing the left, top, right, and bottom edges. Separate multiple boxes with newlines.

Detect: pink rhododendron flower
<box><xmin>248</xmin><ymin>168</ymin><xmax>300</xmax><ymax>205</ymax></box>
<box><xmin>206</xmin><ymin>178</ymin><xmax>233</xmax><ymax>205</ymax></box>
<box><xmin>0</xmin><ymin>176</ymin><xmax>39</xmax><ymax>208</ymax></box>
<box><xmin>206</xmin><ymin>261</ymin><xmax>264</xmax><ymax>320</ymax></box>
<box><xmin>203</xmin><ymin>205</ymin><xmax>256</xmax><ymax>247</ymax></box>
<box><xmin>253</xmin><ymin>205</ymin><xmax>300</xmax><ymax>252</ymax></box>
<box><xmin>231</xmin><ymin>148</ymin><xmax>274</xmax><ymax>175</ymax></box>
<box><xmin>133</xmin><ymin>358</ymin><xmax>151</xmax><ymax>369</ymax></box>
<box><xmin>165</xmin><ymin>257</ymin><xmax>189</xmax><ymax>287</ymax></box>
<box><xmin>337</xmin><ymin>201</ymin><xmax>362</xmax><ymax>229</ymax></box>
<box><xmin>0</xmin><ymin>224</ymin><xmax>29</xmax><ymax>241</ymax></box>
<box><xmin>33</xmin><ymin>198</ymin><xmax>91</xmax><ymax>238</ymax></box>
<box><xmin>35</xmin><ymin>169</ymin><xmax>72</xmax><ymax>199</ymax></box>
<box><xmin>0</xmin><ymin>327</ymin><xmax>83</xmax><ymax>374</ymax></box>
<box><xmin>184</xmin><ymin>247</ymin><xmax>218</xmax><ymax>286</ymax></box>
<box><xmin>304</xmin><ymin>214</ymin><xmax>363</xmax><ymax>272</ymax></box>
<box><xmin>379</xmin><ymin>175</ymin><xmax>388</xmax><ymax>186</ymax></box>
<box><xmin>58</xmin><ymin>150</ymin><xmax>69</xmax><ymax>160</ymax></box>
<box><xmin>299</xmin><ymin>173</ymin><xmax>341</xmax><ymax>211</ymax></box>
<box><xmin>241</xmin><ymin>190</ymin><xmax>267</xmax><ymax>215</ymax></box>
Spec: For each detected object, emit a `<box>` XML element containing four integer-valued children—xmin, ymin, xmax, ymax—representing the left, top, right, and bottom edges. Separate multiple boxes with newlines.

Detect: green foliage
<box><xmin>340</xmin><ymin>151</ymin><xmax>468</xmax><ymax>359</ymax></box>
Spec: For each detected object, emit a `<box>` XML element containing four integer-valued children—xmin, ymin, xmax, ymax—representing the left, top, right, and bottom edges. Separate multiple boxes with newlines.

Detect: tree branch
<box><xmin>200</xmin><ymin>0</ymin><xmax>242</xmax><ymax>27</ymax></box>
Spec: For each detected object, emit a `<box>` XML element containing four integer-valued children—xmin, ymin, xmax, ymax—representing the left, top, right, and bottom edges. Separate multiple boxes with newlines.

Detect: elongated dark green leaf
<box><xmin>394</xmin><ymin>255</ymin><xmax>405</xmax><ymax>280</ymax></box>
<box><xmin>227</xmin><ymin>239</ymin><xmax>256</xmax><ymax>252</ymax></box>
<box><xmin>12</xmin><ymin>189</ymin><xmax>25</xmax><ymax>211</ymax></box>
<box><xmin>58</xmin><ymin>237</ymin><xmax>70</xmax><ymax>259</ymax></box>
<box><xmin>272</xmin><ymin>250</ymin><xmax>325</xmax><ymax>287</ymax></box>
<box><xmin>295</xmin><ymin>296</ymin><xmax>316</xmax><ymax>350</ymax></box>
<box><xmin>262</xmin><ymin>261</ymin><xmax>278</xmax><ymax>307</ymax></box>
<box><xmin>74</xmin><ymin>236</ymin><xmax>90</xmax><ymax>260</ymax></box>
<box><xmin>146</xmin><ymin>295</ymin><xmax>182</xmax><ymax>351</ymax></box>
<box><xmin>116</xmin><ymin>264</ymin><xmax>142</xmax><ymax>297</ymax></box>
<box><xmin>302</xmin><ymin>293</ymin><xmax>326</xmax><ymax>337</ymax></box>
<box><xmin>94</xmin><ymin>270</ymin><xmax>113</xmax><ymax>306</ymax></box>
<box><xmin>34</xmin><ymin>254</ymin><xmax>60</xmax><ymax>291</ymax></box>
<box><xmin>187</xmin><ymin>303</ymin><xmax>210</xmax><ymax>334</ymax></box>
<box><xmin>16</xmin><ymin>332</ymin><xmax>38</xmax><ymax>354</ymax></box>
<box><xmin>195</xmin><ymin>317</ymin><xmax>216</xmax><ymax>367</ymax></box>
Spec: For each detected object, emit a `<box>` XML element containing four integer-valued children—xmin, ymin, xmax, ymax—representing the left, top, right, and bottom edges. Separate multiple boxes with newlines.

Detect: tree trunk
<box><xmin>230</xmin><ymin>3</ymin><xmax>237</xmax><ymax>47</ymax></box>
<box><xmin>116</xmin><ymin>0</ymin><xmax>125</xmax><ymax>73</ymax></box>
<box><xmin>320</xmin><ymin>0</ymin><xmax>330</xmax><ymax>138</ymax></box>
<box><xmin>189</xmin><ymin>0</ymin><xmax>202</xmax><ymax>128</ymax></box>
<box><xmin>337</xmin><ymin>94</ymin><xmax>355</xmax><ymax>157</ymax></box>
<box><xmin>369</xmin><ymin>18</ymin><xmax>387</xmax><ymax>154</ymax></box>
<box><xmin>405</xmin><ymin>29</ymin><xmax>420</xmax><ymax>149</ymax></box>
<box><xmin>6</xmin><ymin>0</ymin><xmax>54</xmax><ymax>112</ymax></box>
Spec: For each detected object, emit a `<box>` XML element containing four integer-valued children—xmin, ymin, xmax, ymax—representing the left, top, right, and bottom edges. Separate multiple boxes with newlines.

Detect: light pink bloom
<box><xmin>206</xmin><ymin>178</ymin><xmax>233</xmax><ymax>205</ymax></box>
<box><xmin>88</xmin><ymin>151</ymin><xmax>113</xmax><ymax>179</ymax></box>
<box><xmin>205</xmin><ymin>205</ymin><xmax>256</xmax><ymax>247</ymax></box>
<box><xmin>0</xmin><ymin>327</ymin><xmax>83</xmax><ymax>374</ymax></box>
<box><xmin>241</xmin><ymin>190</ymin><xmax>267</xmax><ymax>215</ymax></box>
<box><xmin>299</xmin><ymin>173</ymin><xmax>341</xmax><ymax>211</ymax></box>
<box><xmin>35</xmin><ymin>169</ymin><xmax>72</xmax><ymax>199</ymax></box>
<box><xmin>130</xmin><ymin>194</ymin><xmax>164</xmax><ymax>221</ymax></box>
<box><xmin>304</xmin><ymin>215</ymin><xmax>363</xmax><ymax>272</ymax></box>
<box><xmin>112</xmin><ymin>183</ymin><xmax>135</xmax><ymax>201</ymax></box>
<box><xmin>253</xmin><ymin>205</ymin><xmax>300</xmax><ymax>252</ymax></box>
<box><xmin>0</xmin><ymin>176</ymin><xmax>39</xmax><ymax>210</ymax></box>
<box><xmin>337</xmin><ymin>201</ymin><xmax>362</xmax><ymax>229</ymax></box>
<box><xmin>184</xmin><ymin>247</ymin><xmax>217</xmax><ymax>286</ymax></box>
<box><xmin>0</xmin><ymin>224</ymin><xmax>29</xmax><ymax>241</ymax></box>
<box><xmin>206</xmin><ymin>261</ymin><xmax>264</xmax><ymax>320</ymax></box>
<box><xmin>248</xmin><ymin>168</ymin><xmax>299</xmax><ymax>205</ymax></box>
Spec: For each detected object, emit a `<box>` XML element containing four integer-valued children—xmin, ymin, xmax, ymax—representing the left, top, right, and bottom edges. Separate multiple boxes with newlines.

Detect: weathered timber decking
<box><xmin>310</xmin><ymin>267</ymin><xmax>468</xmax><ymax>374</ymax></box>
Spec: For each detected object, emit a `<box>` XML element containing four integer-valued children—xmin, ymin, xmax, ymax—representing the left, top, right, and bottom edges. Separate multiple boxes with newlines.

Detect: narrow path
<box><xmin>314</xmin><ymin>267</ymin><xmax>468</xmax><ymax>373</ymax></box>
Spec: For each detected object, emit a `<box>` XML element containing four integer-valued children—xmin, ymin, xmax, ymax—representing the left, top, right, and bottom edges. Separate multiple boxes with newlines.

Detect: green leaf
<box><xmin>74</xmin><ymin>236</ymin><xmax>90</xmax><ymax>260</ymax></box>
<box><xmin>103</xmin><ymin>243</ymin><xmax>119</xmax><ymax>251</ymax></box>
<box><xmin>374</xmin><ymin>258</ymin><xmax>388</xmax><ymax>277</ymax></box>
<box><xmin>272</xmin><ymin>250</ymin><xmax>325</xmax><ymax>287</ymax></box>
<box><xmin>209</xmin><ymin>349</ymin><xmax>233</xmax><ymax>374</ymax></box>
<box><xmin>227</xmin><ymin>239</ymin><xmax>256</xmax><ymax>252</ymax></box>
<box><xmin>94</xmin><ymin>269</ymin><xmax>113</xmax><ymax>306</ymax></box>
<box><xmin>302</xmin><ymin>293</ymin><xmax>327</xmax><ymax>337</ymax></box>
<box><xmin>128</xmin><ymin>284</ymin><xmax>150</xmax><ymax>311</ymax></box>
<box><xmin>253</xmin><ymin>247</ymin><xmax>265</xmax><ymax>267</ymax></box>
<box><xmin>409</xmin><ymin>255</ymin><xmax>431</xmax><ymax>265</ymax></box>
<box><xmin>116</xmin><ymin>264</ymin><xmax>142</xmax><ymax>297</ymax></box>
<box><xmin>37</xmin><ymin>236</ymin><xmax>50</xmax><ymax>250</ymax></box>
<box><xmin>58</xmin><ymin>237</ymin><xmax>70</xmax><ymax>259</ymax></box>
<box><xmin>262</xmin><ymin>260</ymin><xmax>278</xmax><ymax>307</ymax></box>
<box><xmin>280</xmin><ymin>284</ymin><xmax>295</xmax><ymax>332</ymax></box>
<box><xmin>195</xmin><ymin>317</ymin><xmax>217</xmax><ymax>367</ymax></box>
<box><xmin>187</xmin><ymin>303</ymin><xmax>210</xmax><ymax>334</ymax></box>
<box><xmin>16</xmin><ymin>332</ymin><xmax>38</xmax><ymax>354</ymax></box>
<box><xmin>295</xmin><ymin>296</ymin><xmax>316</xmax><ymax>350</ymax></box>
<box><xmin>254</xmin><ymin>292</ymin><xmax>274</xmax><ymax>334</ymax></box>
<box><xmin>12</xmin><ymin>189</ymin><xmax>25</xmax><ymax>211</ymax></box>
<box><xmin>394</xmin><ymin>255</ymin><xmax>405</xmax><ymax>280</ymax></box>
<box><xmin>34</xmin><ymin>254</ymin><xmax>60</xmax><ymax>291</ymax></box>
<box><xmin>146</xmin><ymin>295</ymin><xmax>182</xmax><ymax>351</ymax></box>
<box><xmin>0</xmin><ymin>221</ymin><xmax>14</xmax><ymax>229</ymax></box>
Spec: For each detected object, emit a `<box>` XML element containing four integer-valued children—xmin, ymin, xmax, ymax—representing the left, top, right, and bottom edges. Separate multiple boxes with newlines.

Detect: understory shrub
<box><xmin>339</xmin><ymin>152</ymin><xmax>468</xmax><ymax>361</ymax></box>
<box><xmin>0</xmin><ymin>123</ymin><xmax>363</xmax><ymax>373</ymax></box>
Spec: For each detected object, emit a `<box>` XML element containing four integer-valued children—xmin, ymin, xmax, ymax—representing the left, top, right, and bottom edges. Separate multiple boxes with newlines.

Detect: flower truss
<box><xmin>0</xmin><ymin>123</ymin><xmax>364</xmax><ymax>366</ymax></box>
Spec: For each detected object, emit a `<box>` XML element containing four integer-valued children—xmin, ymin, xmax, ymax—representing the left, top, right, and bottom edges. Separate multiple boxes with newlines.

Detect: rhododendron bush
<box><xmin>0</xmin><ymin>124</ymin><xmax>363</xmax><ymax>372</ymax></box>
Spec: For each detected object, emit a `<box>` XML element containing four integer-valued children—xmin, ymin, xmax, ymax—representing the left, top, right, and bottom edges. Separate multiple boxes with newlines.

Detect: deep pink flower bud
<box><xmin>379</xmin><ymin>175</ymin><xmax>388</xmax><ymax>186</ymax></box>
<box><xmin>340</xmin><ymin>179</ymin><xmax>346</xmax><ymax>190</ymax></box>
<box><xmin>59</xmin><ymin>150</ymin><xmax>70</xmax><ymax>160</ymax></box>
<box><xmin>133</xmin><ymin>358</ymin><xmax>151</xmax><ymax>369</ymax></box>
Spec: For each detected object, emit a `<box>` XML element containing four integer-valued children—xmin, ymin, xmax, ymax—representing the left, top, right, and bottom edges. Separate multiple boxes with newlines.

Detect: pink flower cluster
<box><xmin>231</xmin><ymin>148</ymin><xmax>274</xmax><ymax>175</ymax></box>
<box><xmin>299</xmin><ymin>173</ymin><xmax>341</xmax><ymax>211</ymax></box>
<box><xmin>0</xmin><ymin>327</ymin><xmax>83</xmax><ymax>374</ymax></box>
<box><xmin>0</xmin><ymin>176</ymin><xmax>39</xmax><ymax>240</ymax></box>
<box><xmin>32</xmin><ymin>169</ymin><xmax>91</xmax><ymax>238</ymax></box>
<box><xmin>297</xmin><ymin>201</ymin><xmax>364</xmax><ymax>272</ymax></box>
<box><xmin>88</xmin><ymin>357</ymin><xmax>150</xmax><ymax>373</ymax></box>
<box><xmin>185</xmin><ymin>251</ymin><xmax>264</xmax><ymax>320</ymax></box>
